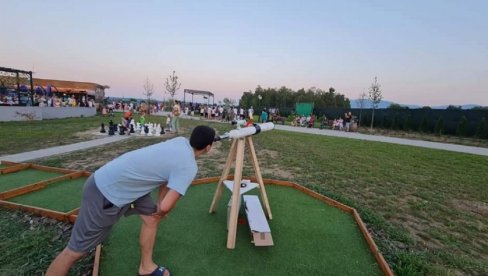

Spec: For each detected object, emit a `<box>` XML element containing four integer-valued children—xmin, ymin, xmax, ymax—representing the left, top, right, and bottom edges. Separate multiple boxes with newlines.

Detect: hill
<box><xmin>349</xmin><ymin>99</ymin><xmax>484</xmax><ymax>110</ymax></box>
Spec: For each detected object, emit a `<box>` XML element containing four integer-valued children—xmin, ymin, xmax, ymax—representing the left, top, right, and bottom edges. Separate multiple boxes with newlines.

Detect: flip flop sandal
<box><xmin>137</xmin><ymin>266</ymin><xmax>171</xmax><ymax>276</ymax></box>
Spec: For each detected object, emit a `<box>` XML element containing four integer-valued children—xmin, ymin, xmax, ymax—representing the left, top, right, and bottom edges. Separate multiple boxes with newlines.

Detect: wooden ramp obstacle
<box><xmin>244</xmin><ymin>195</ymin><xmax>274</xmax><ymax>246</ymax></box>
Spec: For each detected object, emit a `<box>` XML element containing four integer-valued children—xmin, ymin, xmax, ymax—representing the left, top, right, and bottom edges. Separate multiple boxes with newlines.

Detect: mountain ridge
<box><xmin>349</xmin><ymin>99</ymin><xmax>484</xmax><ymax>110</ymax></box>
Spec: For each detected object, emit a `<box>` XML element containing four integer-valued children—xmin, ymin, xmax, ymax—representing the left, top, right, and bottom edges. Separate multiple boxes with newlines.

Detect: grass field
<box><xmin>101</xmin><ymin>184</ymin><xmax>381</xmax><ymax>275</ymax></box>
<box><xmin>1</xmin><ymin>116</ymin><xmax>487</xmax><ymax>275</ymax></box>
<box><xmin>7</xmin><ymin>177</ymin><xmax>86</xmax><ymax>212</ymax></box>
<box><xmin>0</xmin><ymin>169</ymin><xmax>63</xmax><ymax>192</ymax></box>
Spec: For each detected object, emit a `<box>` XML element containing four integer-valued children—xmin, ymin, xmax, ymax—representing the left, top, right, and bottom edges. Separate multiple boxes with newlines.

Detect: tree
<box><xmin>358</xmin><ymin>92</ymin><xmax>367</xmax><ymax>127</ymax></box>
<box><xmin>446</xmin><ymin>105</ymin><xmax>462</xmax><ymax>110</ymax></box>
<box><xmin>388</xmin><ymin>103</ymin><xmax>408</xmax><ymax>110</ymax></box>
<box><xmin>143</xmin><ymin>77</ymin><xmax>154</xmax><ymax>114</ymax></box>
<box><xmin>368</xmin><ymin>76</ymin><xmax>382</xmax><ymax>129</ymax></box>
<box><xmin>164</xmin><ymin>70</ymin><xmax>181</xmax><ymax>100</ymax></box>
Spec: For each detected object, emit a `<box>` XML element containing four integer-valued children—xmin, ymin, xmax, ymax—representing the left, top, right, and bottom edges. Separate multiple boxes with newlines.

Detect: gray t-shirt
<box><xmin>94</xmin><ymin>137</ymin><xmax>197</xmax><ymax>207</ymax></box>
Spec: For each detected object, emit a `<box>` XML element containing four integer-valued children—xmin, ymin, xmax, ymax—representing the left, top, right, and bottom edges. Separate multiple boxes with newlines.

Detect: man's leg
<box><xmin>175</xmin><ymin>117</ymin><xmax>180</xmax><ymax>133</ymax></box>
<box><xmin>46</xmin><ymin>247</ymin><xmax>85</xmax><ymax>276</ymax></box>
<box><xmin>138</xmin><ymin>214</ymin><xmax>169</xmax><ymax>275</ymax></box>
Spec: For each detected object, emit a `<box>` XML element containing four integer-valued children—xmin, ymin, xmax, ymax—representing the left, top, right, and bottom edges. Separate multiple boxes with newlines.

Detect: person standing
<box><xmin>46</xmin><ymin>126</ymin><xmax>216</xmax><ymax>276</ymax></box>
<box><xmin>261</xmin><ymin>108</ymin><xmax>268</xmax><ymax>123</ymax></box>
<box><xmin>345</xmin><ymin>112</ymin><xmax>352</xmax><ymax>132</ymax></box>
<box><xmin>171</xmin><ymin>100</ymin><xmax>181</xmax><ymax>133</ymax></box>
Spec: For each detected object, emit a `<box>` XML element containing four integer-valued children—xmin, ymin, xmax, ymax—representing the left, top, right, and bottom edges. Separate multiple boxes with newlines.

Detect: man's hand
<box><xmin>152</xmin><ymin>189</ymin><xmax>181</xmax><ymax>219</ymax></box>
<box><xmin>151</xmin><ymin>203</ymin><xmax>167</xmax><ymax>219</ymax></box>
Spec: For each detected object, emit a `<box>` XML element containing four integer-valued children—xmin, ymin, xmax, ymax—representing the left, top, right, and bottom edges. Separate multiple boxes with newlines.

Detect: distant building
<box><xmin>0</xmin><ymin>66</ymin><xmax>109</xmax><ymax>105</ymax></box>
<box><xmin>32</xmin><ymin>78</ymin><xmax>109</xmax><ymax>103</ymax></box>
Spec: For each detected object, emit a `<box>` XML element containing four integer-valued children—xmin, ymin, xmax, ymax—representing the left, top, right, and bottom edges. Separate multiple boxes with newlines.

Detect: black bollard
<box><xmin>144</xmin><ymin>125</ymin><xmax>149</xmax><ymax>135</ymax></box>
<box><xmin>130</xmin><ymin>124</ymin><xmax>135</xmax><ymax>133</ymax></box>
<box><xmin>100</xmin><ymin>123</ymin><xmax>106</xmax><ymax>133</ymax></box>
<box><xmin>160</xmin><ymin>127</ymin><xmax>165</xmax><ymax>135</ymax></box>
<box><xmin>119</xmin><ymin>126</ymin><xmax>126</xmax><ymax>135</ymax></box>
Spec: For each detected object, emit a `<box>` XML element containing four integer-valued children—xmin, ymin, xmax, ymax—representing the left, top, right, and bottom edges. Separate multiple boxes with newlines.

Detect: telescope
<box><xmin>214</xmin><ymin>122</ymin><xmax>275</xmax><ymax>141</ymax></box>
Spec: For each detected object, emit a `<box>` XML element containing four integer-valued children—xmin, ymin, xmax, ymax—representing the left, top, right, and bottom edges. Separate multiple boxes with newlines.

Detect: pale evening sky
<box><xmin>1</xmin><ymin>0</ymin><xmax>487</xmax><ymax>106</ymax></box>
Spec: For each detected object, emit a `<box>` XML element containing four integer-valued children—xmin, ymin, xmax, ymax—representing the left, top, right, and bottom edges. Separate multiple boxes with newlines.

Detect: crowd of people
<box><xmin>0</xmin><ymin>92</ymin><xmax>96</xmax><ymax>107</ymax></box>
<box><xmin>292</xmin><ymin>112</ymin><xmax>356</xmax><ymax>132</ymax></box>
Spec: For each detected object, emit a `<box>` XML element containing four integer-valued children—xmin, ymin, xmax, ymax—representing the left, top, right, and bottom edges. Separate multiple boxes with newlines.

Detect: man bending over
<box><xmin>46</xmin><ymin>125</ymin><xmax>216</xmax><ymax>276</ymax></box>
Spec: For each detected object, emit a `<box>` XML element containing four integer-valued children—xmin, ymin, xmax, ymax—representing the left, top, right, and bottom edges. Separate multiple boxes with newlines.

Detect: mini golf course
<box><xmin>0</xmin><ymin>161</ymin><xmax>392</xmax><ymax>275</ymax></box>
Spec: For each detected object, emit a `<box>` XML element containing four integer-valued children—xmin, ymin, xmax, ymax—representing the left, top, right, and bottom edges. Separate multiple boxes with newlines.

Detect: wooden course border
<box><xmin>1</xmin><ymin>160</ymin><xmax>22</xmax><ymax>166</ymax></box>
<box><xmin>0</xmin><ymin>165</ymin><xmax>393</xmax><ymax>276</ymax></box>
<box><xmin>0</xmin><ymin>163</ymin><xmax>31</xmax><ymax>175</ymax></box>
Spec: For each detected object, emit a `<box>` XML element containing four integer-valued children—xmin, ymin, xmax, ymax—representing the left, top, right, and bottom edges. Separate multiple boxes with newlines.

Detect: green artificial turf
<box><xmin>100</xmin><ymin>184</ymin><xmax>381</xmax><ymax>275</ymax></box>
<box><xmin>7</xmin><ymin>177</ymin><xmax>86</xmax><ymax>212</ymax></box>
<box><xmin>0</xmin><ymin>169</ymin><xmax>63</xmax><ymax>192</ymax></box>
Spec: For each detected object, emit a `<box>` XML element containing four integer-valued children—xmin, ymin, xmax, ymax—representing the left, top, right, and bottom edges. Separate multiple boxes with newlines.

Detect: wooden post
<box><xmin>246</xmin><ymin>136</ymin><xmax>272</xmax><ymax>219</ymax></box>
<box><xmin>209</xmin><ymin>139</ymin><xmax>237</xmax><ymax>213</ymax></box>
<box><xmin>226</xmin><ymin>138</ymin><xmax>245</xmax><ymax>249</ymax></box>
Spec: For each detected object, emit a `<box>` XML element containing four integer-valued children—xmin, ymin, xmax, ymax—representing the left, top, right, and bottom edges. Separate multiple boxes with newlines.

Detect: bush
<box><xmin>456</xmin><ymin>115</ymin><xmax>468</xmax><ymax>137</ymax></box>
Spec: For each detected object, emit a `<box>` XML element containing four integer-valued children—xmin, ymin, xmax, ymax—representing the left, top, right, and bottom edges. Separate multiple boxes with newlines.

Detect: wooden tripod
<box><xmin>209</xmin><ymin>136</ymin><xmax>272</xmax><ymax>249</ymax></box>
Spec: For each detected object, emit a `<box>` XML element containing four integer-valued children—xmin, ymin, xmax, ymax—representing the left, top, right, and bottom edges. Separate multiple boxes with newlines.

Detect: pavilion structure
<box><xmin>0</xmin><ymin>66</ymin><xmax>109</xmax><ymax>105</ymax></box>
<box><xmin>0</xmin><ymin>66</ymin><xmax>34</xmax><ymax>105</ymax></box>
<box><xmin>183</xmin><ymin>89</ymin><xmax>214</xmax><ymax>105</ymax></box>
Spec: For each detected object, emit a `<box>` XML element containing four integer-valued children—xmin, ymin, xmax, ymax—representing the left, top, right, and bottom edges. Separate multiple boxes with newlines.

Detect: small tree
<box><xmin>143</xmin><ymin>77</ymin><xmax>154</xmax><ymax>114</ymax></box>
<box><xmin>164</xmin><ymin>70</ymin><xmax>181</xmax><ymax>101</ymax></box>
<box><xmin>358</xmin><ymin>92</ymin><xmax>367</xmax><ymax>127</ymax></box>
<box><xmin>434</xmin><ymin>116</ymin><xmax>444</xmax><ymax>136</ymax></box>
<box><xmin>368</xmin><ymin>76</ymin><xmax>382</xmax><ymax>129</ymax></box>
<box><xmin>456</xmin><ymin>115</ymin><xmax>468</xmax><ymax>136</ymax></box>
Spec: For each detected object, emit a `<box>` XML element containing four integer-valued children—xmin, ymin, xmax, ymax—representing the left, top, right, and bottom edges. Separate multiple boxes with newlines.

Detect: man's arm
<box><xmin>152</xmin><ymin>189</ymin><xmax>181</xmax><ymax>218</ymax></box>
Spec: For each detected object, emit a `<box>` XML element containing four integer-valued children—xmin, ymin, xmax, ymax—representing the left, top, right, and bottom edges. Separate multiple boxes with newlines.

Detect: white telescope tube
<box><xmin>215</xmin><ymin>122</ymin><xmax>274</xmax><ymax>141</ymax></box>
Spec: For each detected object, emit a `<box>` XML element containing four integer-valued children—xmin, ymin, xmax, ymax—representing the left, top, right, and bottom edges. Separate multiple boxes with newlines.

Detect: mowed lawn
<box><xmin>1</xmin><ymin>116</ymin><xmax>487</xmax><ymax>275</ymax></box>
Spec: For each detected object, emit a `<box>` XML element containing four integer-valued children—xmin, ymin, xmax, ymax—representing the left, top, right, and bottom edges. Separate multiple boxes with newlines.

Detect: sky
<box><xmin>1</xmin><ymin>0</ymin><xmax>487</xmax><ymax>106</ymax></box>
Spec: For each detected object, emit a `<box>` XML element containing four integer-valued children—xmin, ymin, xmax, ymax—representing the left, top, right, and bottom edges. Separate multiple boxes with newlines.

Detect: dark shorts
<box><xmin>68</xmin><ymin>174</ymin><xmax>157</xmax><ymax>253</ymax></box>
